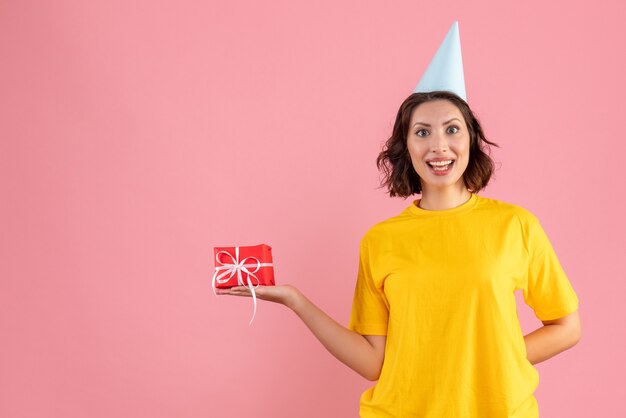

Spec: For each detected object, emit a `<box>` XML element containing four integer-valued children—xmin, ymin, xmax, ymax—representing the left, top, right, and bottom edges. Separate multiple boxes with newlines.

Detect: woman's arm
<box><xmin>523</xmin><ymin>310</ymin><xmax>581</xmax><ymax>365</ymax></box>
<box><xmin>217</xmin><ymin>285</ymin><xmax>386</xmax><ymax>381</ymax></box>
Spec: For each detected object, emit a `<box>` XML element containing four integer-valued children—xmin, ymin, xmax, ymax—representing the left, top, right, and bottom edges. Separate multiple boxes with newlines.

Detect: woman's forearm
<box><xmin>286</xmin><ymin>289</ymin><xmax>384</xmax><ymax>381</ymax></box>
<box><xmin>523</xmin><ymin>324</ymin><xmax>580</xmax><ymax>365</ymax></box>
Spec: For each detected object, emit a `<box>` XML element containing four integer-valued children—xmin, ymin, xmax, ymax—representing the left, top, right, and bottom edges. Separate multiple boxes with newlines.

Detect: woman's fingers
<box><xmin>216</xmin><ymin>284</ymin><xmax>296</xmax><ymax>306</ymax></box>
<box><xmin>216</xmin><ymin>286</ymin><xmax>251</xmax><ymax>296</ymax></box>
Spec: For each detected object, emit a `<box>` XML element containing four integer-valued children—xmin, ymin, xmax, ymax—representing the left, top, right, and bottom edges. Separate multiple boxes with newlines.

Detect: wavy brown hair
<box><xmin>376</xmin><ymin>91</ymin><xmax>500</xmax><ymax>197</ymax></box>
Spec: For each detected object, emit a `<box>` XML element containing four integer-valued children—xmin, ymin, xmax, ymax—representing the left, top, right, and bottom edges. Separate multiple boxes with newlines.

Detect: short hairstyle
<box><xmin>376</xmin><ymin>90</ymin><xmax>500</xmax><ymax>197</ymax></box>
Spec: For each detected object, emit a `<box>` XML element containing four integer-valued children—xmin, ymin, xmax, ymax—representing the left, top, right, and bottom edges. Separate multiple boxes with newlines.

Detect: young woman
<box><xmin>217</xmin><ymin>90</ymin><xmax>581</xmax><ymax>417</ymax></box>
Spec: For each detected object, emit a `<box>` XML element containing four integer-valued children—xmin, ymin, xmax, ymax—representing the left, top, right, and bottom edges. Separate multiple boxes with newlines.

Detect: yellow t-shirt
<box><xmin>348</xmin><ymin>193</ymin><xmax>579</xmax><ymax>417</ymax></box>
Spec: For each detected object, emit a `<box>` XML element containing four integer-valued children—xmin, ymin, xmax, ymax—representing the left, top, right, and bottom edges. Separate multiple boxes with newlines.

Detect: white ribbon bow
<box><xmin>211</xmin><ymin>246</ymin><xmax>273</xmax><ymax>325</ymax></box>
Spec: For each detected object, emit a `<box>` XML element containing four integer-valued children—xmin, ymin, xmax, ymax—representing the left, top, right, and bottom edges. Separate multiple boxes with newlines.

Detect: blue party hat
<box><xmin>414</xmin><ymin>21</ymin><xmax>467</xmax><ymax>101</ymax></box>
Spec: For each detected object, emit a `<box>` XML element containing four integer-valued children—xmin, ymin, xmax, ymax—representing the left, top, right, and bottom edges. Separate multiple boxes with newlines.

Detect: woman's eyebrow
<box><xmin>412</xmin><ymin>117</ymin><xmax>461</xmax><ymax>128</ymax></box>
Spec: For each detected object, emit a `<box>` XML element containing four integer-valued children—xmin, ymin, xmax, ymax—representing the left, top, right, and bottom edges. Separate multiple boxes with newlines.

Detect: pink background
<box><xmin>1</xmin><ymin>1</ymin><xmax>624</xmax><ymax>417</ymax></box>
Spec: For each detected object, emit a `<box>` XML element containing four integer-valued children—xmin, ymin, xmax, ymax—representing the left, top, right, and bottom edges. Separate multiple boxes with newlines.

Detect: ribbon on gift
<box><xmin>211</xmin><ymin>246</ymin><xmax>274</xmax><ymax>325</ymax></box>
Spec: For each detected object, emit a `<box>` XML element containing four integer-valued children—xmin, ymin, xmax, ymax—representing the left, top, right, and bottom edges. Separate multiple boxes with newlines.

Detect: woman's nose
<box><xmin>430</xmin><ymin>132</ymin><xmax>449</xmax><ymax>152</ymax></box>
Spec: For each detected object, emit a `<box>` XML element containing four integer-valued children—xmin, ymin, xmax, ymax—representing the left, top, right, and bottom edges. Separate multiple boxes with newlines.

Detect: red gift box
<box><xmin>212</xmin><ymin>244</ymin><xmax>275</xmax><ymax>290</ymax></box>
<box><xmin>211</xmin><ymin>244</ymin><xmax>275</xmax><ymax>325</ymax></box>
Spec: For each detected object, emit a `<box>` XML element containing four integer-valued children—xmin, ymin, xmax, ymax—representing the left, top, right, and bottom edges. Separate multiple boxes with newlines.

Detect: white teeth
<box><xmin>427</xmin><ymin>160</ymin><xmax>453</xmax><ymax>166</ymax></box>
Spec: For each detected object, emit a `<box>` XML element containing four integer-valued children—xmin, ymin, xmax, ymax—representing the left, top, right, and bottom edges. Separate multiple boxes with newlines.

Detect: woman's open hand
<box><xmin>216</xmin><ymin>284</ymin><xmax>300</xmax><ymax>309</ymax></box>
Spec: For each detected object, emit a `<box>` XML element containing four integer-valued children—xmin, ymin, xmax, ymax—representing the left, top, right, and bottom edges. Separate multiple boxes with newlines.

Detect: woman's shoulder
<box><xmin>476</xmin><ymin>194</ymin><xmax>538</xmax><ymax>221</ymax></box>
<box><xmin>358</xmin><ymin>211</ymin><xmax>411</xmax><ymax>246</ymax></box>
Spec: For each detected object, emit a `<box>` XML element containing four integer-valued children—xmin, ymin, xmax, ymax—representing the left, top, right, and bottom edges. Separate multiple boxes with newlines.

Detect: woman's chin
<box><xmin>420</xmin><ymin>176</ymin><xmax>466</xmax><ymax>191</ymax></box>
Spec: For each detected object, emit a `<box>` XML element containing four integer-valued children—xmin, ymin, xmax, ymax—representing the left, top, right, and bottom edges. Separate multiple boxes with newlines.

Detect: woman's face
<box><xmin>406</xmin><ymin>99</ymin><xmax>471</xmax><ymax>194</ymax></box>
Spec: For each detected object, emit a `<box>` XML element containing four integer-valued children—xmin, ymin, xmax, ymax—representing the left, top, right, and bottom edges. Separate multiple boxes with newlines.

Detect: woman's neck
<box><xmin>418</xmin><ymin>187</ymin><xmax>472</xmax><ymax>211</ymax></box>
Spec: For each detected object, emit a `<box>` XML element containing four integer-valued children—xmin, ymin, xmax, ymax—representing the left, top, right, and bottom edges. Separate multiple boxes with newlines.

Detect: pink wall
<box><xmin>1</xmin><ymin>1</ymin><xmax>624</xmax><ymax>417</ymax></box>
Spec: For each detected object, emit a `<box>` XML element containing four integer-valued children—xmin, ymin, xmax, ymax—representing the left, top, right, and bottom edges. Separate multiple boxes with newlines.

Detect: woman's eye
<box><xmin>416</xmin><ymin>129</ymin><xmax>428</xmax><ymax>137</ymax></box>
<box><xmin>448</xmin><ymin>126</ymin><xmax>460</xmax><ymax>134</ymax></box>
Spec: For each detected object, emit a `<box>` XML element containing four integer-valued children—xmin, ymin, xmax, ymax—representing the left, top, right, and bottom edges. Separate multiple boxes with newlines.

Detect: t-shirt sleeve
<box><xmin>348</xmin><ymin>235</ymin><xmax>389</xmax><ymax>335</ymax></box>
<box><xmin>521</xmin><ymin>213</ymin><xmax>579</xmax><ymax>321</ymax></box>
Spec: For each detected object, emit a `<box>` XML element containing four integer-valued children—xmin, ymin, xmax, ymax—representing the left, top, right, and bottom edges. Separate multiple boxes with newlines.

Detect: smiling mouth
<box><xmin>427</xmin><ymin>160</ymin><xmax>455</xmax><ymax>171</ymax></box>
